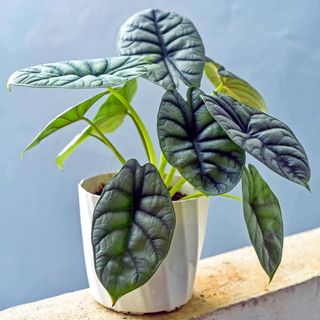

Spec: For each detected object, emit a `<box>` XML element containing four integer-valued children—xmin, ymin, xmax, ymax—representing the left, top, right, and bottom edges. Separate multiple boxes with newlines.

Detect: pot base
<box><xmin>101</xmin><ymin>301</ymin><xmax>185</xmax><ymax>315</ymax></box>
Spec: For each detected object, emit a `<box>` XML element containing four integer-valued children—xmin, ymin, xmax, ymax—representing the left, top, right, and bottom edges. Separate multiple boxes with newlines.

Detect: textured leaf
<box><xmin>203</xmin><ymin>93</ymin><xmax>311</xmax><ymax>189</ymax></box>
<box><xmin>92</xmin><ymin>159</ymin><xmax>175</xmax><ymax>304</ymax></box>
<box><xmin>157</xmin><ymin>87</ymin><xmax>245</xmax><ymax>195</ymax></box>
<box><xmin>242</xmin><ymin>164</ymin><xmax>283</xmax><ymax>280</ymax></box>
<box><xmin>118</xmin><ymin>8</ymin><xmax>205</xmax><ymax>90</ymax></box>
<box><xmin>56</xmin><ymin>80</ymin><xmax>137</xmax><ymax>168</ymax></box>
<box><xmin>204</xmin><ymin>57</ymin><xmax>267</xmax><ymax>112</ymax></box>
<box><xmin>22</xmin><ymin>91</ymin><xmax>109</xmax><ymax>156</ymax></box>
<box><xmin>8</xmin><ymin>56</ymin><xmax>156</xmax><ymax>90</ymax></box>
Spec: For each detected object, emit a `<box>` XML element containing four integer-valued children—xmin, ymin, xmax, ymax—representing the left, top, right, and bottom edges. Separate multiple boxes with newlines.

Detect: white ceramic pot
<box><xmin>78</xmin><ymin>173</ymin><xmax>209</xmax><ymax>314</ymax></box>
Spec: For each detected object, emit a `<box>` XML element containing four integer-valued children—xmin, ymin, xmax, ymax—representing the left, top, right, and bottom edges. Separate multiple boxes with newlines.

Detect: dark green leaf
<box><xmin>8</xmin><ymin>56</ymin><xmax>157</xmax><ymax>90</ymax></box>
<box><xmin>204</xmin><ymin>57</ymin><xmax>267</xmax><ymax>112</ymax></box>
<box><xmin>118</xmin><ymin>9</ymin><xmax>205</xmax><ymax>90</ymax></box>
<box><xmin>56</xmin><ymin>80</ymin><xmax>137</xmax><ymax>168</ymax></box>
<box><xmin>22</xmin><ymin>91</ymin><xmax>109</xmax><ymax>156</ymax></box>
<box><xmin>242</xmin><ymin>164</ymin><xmax>283</xmax><ymax>280</ymax></box>
<box><xmin>203</xmin><ymin>93</ymin><xmax>311</xmax><ymax>189</ymax></box>
<box><xmin>92</xmin><ymin>159</ymin><xmax>175</xmax><ymax>304</ymax></box>
<box><xmin>157</xmin><ymin>88</ymin><xmax>245</xmax><ymax>195</ymax></box>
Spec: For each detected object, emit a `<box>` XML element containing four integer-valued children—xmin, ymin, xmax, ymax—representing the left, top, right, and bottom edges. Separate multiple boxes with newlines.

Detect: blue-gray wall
<box><xmin>1</xmin><ymin>0</ymin><xmax>319</xmax><ymax>310</ymax></box>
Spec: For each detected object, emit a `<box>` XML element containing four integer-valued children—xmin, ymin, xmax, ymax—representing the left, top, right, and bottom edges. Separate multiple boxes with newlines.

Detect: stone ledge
<box><xmin>1</xmin><ymin>228</ymin><xmax>319</xmax><ymax>320</ymax></box>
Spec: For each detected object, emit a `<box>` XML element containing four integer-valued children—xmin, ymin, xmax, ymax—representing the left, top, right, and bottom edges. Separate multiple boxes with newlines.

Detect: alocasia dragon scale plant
<box><xmin>8</xmin><ymin>8</ymin><xmax>310</xmax><ymax>304</ymax></box>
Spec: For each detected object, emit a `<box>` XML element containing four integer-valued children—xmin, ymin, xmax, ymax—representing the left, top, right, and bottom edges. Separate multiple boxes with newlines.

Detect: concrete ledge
<box><xmin>1</xmin><ymin>228</ymin><xmax>319</xmax><ymax>320</ymax></box>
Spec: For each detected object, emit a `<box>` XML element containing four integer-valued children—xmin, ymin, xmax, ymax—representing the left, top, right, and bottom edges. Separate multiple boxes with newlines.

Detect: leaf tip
<box><xmin>7</xmin><ymin>72</ymin><xmax>18</xmax><ymax>92</ymax></box>
<box><xmin>304</xmin><ymin>181</ymin><xmax>311</xmax><ymax>192</ymax></box>
<box><xmin>268</xmin><ymin>275</ymin><xmax>274</xmax><ymax>284</ymax></box>
<box><xmin>111</xmin><ymin>295</ymin><xmax>119</xmax><ymax>307</ymax></box>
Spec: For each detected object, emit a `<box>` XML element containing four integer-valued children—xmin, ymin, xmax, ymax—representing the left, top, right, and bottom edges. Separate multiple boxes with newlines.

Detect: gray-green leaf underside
<box><xmin>204</xmin><ymin>57</ymin><xmax>267</xmax><ymax>112</ymax></box>
<box><xmin>8</xmin><ymin>56</ymin><xmax>157</xmax><ymax>90</ymax></box>
<box><xmin>117</xmin><ymin>8</ymin><xmax>205</xmax><ymax>90</ymax></box>
<box><xmin>203</xmin><ymin>93</ymin><xmax>310</xmax><ymax>189</ymax></box>
<box><xmin>22</xmin><ymin>91</ymin><xmax>109</xmax><ymax>156</ymax></box>
<box><xmin>157</xmin><ymin>87</ymin><xmax>245</xmax><ymax>195</ymax></box>
<box><xmin>92</xmin><ymin>159</ymin><xmax>176</xmax><ymax>304</ymax></box>
<box><xmin>56</xmin><ymin>80</ymin><xmax>137</xmax><ymax>168</ymax></box>
<box><xmin>242</xmin><ymin>164</ymin><xmax>283</xmax><ymax>280</ymax></box>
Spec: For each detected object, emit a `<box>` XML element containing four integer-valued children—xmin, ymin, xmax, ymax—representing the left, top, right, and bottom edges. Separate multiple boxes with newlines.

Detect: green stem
<box><xmin>158</xmin><ymin>153</ymin><xmax>168</xmax><ymax>177</ymax></box>
<box><xmin>169</xmin><ymin>177</ymin><xmax>187</xmax><ymax>197</ymax></box>
<box><xmin>82</xmin><ymin>117</ymin><xmax>126</xmax><ymax>165</ymax></box>
<box><xmin>107</xmin><ymin>87</ymin><xmax>157</xmax><ymax>166</ymax></box>
<box><xmin>219</xmin><ymin>193</ymin><xmax>242</xmax><ymax>201</ymax></box>
<box><xmin>180</xmin><ymin>192</ymin><xmax>205</xmax><ymax>201</ymax></box>
<box><xmin>215</xmin><ymin>82</ymin><xmax>224</xmax><ymax>92</ymax></box>
<box><xmin>164</xmin><ymin>166</ymin><xmax>176</xmax><ymax>187</ymax></box>
<box><xmin>127</xmin><ymin>113</ymin><xmax>149</xmax><ymax>159</ymax></box>
<box><xmin>180</xmin><ymin>192</ymin><xmax>242</xmax><ymax>201</ymax></box>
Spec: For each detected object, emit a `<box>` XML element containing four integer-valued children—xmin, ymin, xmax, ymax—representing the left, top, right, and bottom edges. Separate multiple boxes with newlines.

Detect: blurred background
<box><xmin>1</xmin><ymin>0</ymin><xmax>319</xmax><ymax>310</ymax></box>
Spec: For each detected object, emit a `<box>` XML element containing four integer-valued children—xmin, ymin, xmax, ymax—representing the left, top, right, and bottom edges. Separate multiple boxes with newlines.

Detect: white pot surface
<box><xmin>78</xmin><ymin>173</ymin><xmax>208</xmax><ymax>314</ymax></box>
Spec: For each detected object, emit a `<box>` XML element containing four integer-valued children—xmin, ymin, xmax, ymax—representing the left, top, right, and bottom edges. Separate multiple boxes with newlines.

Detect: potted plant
<box><xmin>8</xmin><ymin>8</ymin><xmax>310</xmax><ymax>315</ymax></box>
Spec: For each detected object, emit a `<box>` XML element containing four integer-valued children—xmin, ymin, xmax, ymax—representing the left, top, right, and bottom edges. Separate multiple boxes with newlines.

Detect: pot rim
<box><xmin>78</xmin><ymin>173</ymin><xmax>207</xmax><ymax>203</ymax></box>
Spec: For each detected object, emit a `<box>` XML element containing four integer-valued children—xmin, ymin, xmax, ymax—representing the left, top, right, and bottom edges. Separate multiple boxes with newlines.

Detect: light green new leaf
<box><xmin>204</xmin><ymin>58</ymin><xmax>224</xmax><ymax>87</ymax></box>
<box><xmin>204</xmin><ymin>57</ymin><xmax>267</xmax><ymax>112</ymax></box>
<box><xmin>242</xmin><ymin>164</ymin><xmax>283</xmax><ymax>280</ymax></box>
<box><xmin>56</xmin><ymin>80</ymin><xmax>137</xmax><ymax>169</ymax></box>
<box><xmin>22</xmin><ymin>91</ymin><xmax>109</xmax><ymax>156</ymax></box>
<box><xmin>92</xmin><ymin>159</ymin><xmax>175</xmax><ymax>304</ymax></box>
<box><xmin>8</xmin><ymin>56</ymin><xmax>157</xmax><ymax>90</ymax></box>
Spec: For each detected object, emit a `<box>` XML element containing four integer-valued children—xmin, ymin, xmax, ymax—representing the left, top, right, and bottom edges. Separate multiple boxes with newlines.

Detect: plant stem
<box><xmin>169</xmin><ymin>177</ymin><xmax>187</xmax><ymax>197</ymax></box>
<box><xmin>215</xmin><ymin>83</ymin><xmax>224</xmax><ymax>92</ymax></box>
<box><xmin>127</xmin><ymin>113</ymin><xmax>149</xmax><ymax>159</ymax></box>
<box><xmin>158</xmin><ymin>153</ymin><xmax>167</xmax><ymax>177</ymax></box>
<box><xmin>82</xmin><ymin>117</ymin><xmax>126</xmax><ymax>165</ymax></box>
<box><xmin>180</xmin><ymin>192</ymin><xmax>242</xmax><ymax>201</ymax></box>
<box><xmin>219</xmin><ymin>193</ymin><xmax>242</xmax><ymax>201</ymax></box>
<box><xmin>164</xmin><ymin>166</ymin><xmax>176</xmax><ymax>187</ymax></box>
<box><xmin>107</xmin><ymin>87</ymin><xmax>157</xmax><ymax>166</ymax></box>
<box><xmin>180</xmin><ymin>192</ymin><xmax>205</xmax><ymax>201</ymax></box>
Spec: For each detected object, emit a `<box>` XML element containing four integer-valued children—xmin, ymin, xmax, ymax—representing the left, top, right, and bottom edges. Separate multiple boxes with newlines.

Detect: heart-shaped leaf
<box><xmin>8</xmin><ymin>56</ymin><xmax>157</xmax><ymax>90</ymax></box>
<box><xmin>242</xmin><ymin>164</ymin><xmax>283</xmax><ymax>280</ymax></box>
<box><xmin>118</xmin><ymin>8</ymin><xmax>205</xmax><ymax>90</ymax></box>
<box><xmin>204</xmin><ymin>57</ymin><xmax>267</xmax><ymax>112</ymax></box>
<box><xmin>157</xmin><ymin>88</ymin><xmax>245</xmax><ymax>195</ymax></box>
<box><xmin>92</xmin><ymin>159</ymin><xmax>175</xmax><ymax>304</ymax></box>
<box><xmin>203</xmin><ymin>93</ymin><xmax>311</xmax><ymax>189</ymax></box>
<box><xmin>56</xmin><ymin>80</ymin><xmax>137</xmax><ymax>168</ymax></box>
<box><xmin>22</xmin><ymin>91</ymin><xmax>109</xmax><ymax>156</ymax></box>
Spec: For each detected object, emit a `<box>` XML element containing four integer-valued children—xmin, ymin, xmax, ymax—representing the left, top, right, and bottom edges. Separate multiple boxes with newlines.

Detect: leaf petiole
<box><xmin>180</xmin><ymin>192</ymin><xmax>205</xmax><ymax>201</ymax></box>
<box><xmin>107</xmin><ymin>87</ymin><xmax>157</xmax><ymax>166</ymax></box>
<box><xmin>180</xmin><ymin>192</ymin><xmax>241</xmax><ymax>201</ymax></box>
<box><xmin>82</xmin><ymin>117</ymin><xmax>126</xmax><ymax>165</ymax></box>
<box><xmin>164</xmin><ymin>166</ymin><xmax>176</xmax><ymax>187</ymax></box>
<box><xmin>169</xmin><ymin>177</ymin><xmax>187</xmax><ymax>197</ymax></box>
<box><xmin>219</xmin><ymin>193</ymin><xmax>242</xmax><ymax>201</ymax></box>
<box><xmin>158</xmin><ymin>153</ymin><xmax>168</xmax><ymax>178</ymax></box>
<box><xmin>215</xmin><ymin>83</ymin><xmax>224</xmax><ymax>92</ymax></box>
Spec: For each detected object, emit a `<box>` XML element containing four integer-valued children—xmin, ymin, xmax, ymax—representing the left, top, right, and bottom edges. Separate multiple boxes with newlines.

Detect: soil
<box><xmin>94</xmin><ymin>182</ymin><xmax>186</xmax><ymax>201</ymax></box>
<box><xmin>94</xmin><ymin>182</ymin><xmax>105</xmax><ymax>196</ymax></box>
<box><xmin>171</xmin><ymin>191</ymin><xmax>186</xmax><ymax>201</ymax></box>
